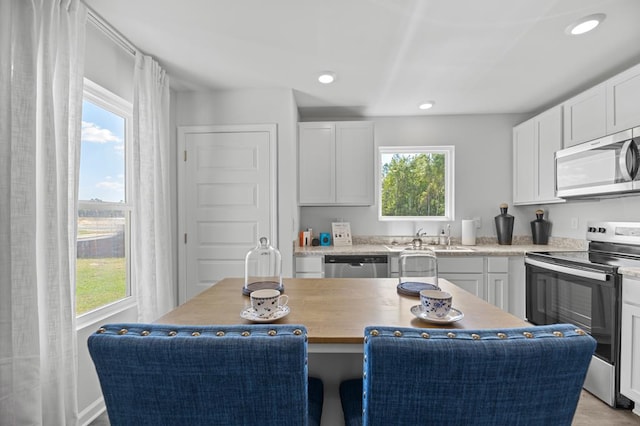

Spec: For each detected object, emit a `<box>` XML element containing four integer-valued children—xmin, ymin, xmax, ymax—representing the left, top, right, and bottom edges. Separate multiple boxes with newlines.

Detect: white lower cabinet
<box><xmin>439</xmin><ymin>256</ymin><xmax>512</xmax><ymax>313</ymax></box>
<box><xmin>439</xmin><ymin>257</ymin><xmax>485</xmax><ymax>299</ymax></box>
<box><xmin>508</xmin><ymin>257</ymin><xmax>526</xmax><ymax>320</ymax></box>
<box><xmin>389</xmin><ymin>254</ymin><xmax>399</xmax><ymax>278</ymax></box>
<box><xmin>441</xmin><ymin>272</ymin><xmax>485</xmax><ymax>299</ymax></box>
<box><xmin>487</xmin><ymin>256</ymin><xmax>509</xmax><ymax>312</ymax></box>
<box><xmin>621</xmin><ymin>276</ymin><xmax>640</xmax><ymax>415</ymax></box>
<box><xmin>295</xmin><ymin>256</ymin><xmax>324</xmax><ymax>278</ymax></box>
<box><xmin>299</xmin><ymin>253</ymin><xmax>521</xmax><ymax>316</ymax></box>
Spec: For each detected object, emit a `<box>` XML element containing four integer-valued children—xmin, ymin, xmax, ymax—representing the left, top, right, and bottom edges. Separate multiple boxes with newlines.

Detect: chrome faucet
<box><xmin>447</xmin><ymin>224</ymin><xmax>451</xmax><ymax>246</ymax></box>
<box><xmin>415</xmin><ymin>228</ymin><xmax>427</xmax><ymax>237</ymax></box>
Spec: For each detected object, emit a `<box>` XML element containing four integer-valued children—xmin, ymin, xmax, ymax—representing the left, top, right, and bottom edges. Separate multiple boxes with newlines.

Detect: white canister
<box><xmin>461</xmin><ymin>219</ymin><xmax>476</xmax><ymax>245</ymax></box>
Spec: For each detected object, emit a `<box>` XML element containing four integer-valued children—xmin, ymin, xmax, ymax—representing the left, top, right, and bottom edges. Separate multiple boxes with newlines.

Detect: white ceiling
<box><xmin>84</xmin><ymin>0</ymin><xmax>640</xmax><ymax>118</ymax></box>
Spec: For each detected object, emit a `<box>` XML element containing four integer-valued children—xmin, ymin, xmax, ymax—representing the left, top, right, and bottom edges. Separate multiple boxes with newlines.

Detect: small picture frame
<box><xmin>331</xmin><ymin>222</ymin><xmax>352</xmax><ymax>246</ymax></box>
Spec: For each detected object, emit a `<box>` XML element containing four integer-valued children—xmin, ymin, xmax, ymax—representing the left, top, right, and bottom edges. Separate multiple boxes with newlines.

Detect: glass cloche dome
<box><xmin>243</xmin><ymin>237</ymin><xmax>283</xmax><ymax>296</ymax></box>
<box><xmin>397</xmin><ymin>240</ymin><xmax>439</xmax><ymax>296</ymax></box>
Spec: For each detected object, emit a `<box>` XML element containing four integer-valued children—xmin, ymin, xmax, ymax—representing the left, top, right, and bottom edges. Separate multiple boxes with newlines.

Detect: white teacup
<box><xmin>419</xmin><ymin>290</ymin><xmax>452</xmax><ymax>319</ymax></box>
<box><xmin>250</xmin><ymin>289</ymin><xmax>288</xmax><ymax>318</ymax></box>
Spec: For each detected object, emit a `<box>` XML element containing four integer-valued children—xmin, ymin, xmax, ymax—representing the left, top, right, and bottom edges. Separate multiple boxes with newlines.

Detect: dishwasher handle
<box><xmin>325</xmin><ymin>255</ymin><xmax>388</xmax><ymax>264</ymax></box>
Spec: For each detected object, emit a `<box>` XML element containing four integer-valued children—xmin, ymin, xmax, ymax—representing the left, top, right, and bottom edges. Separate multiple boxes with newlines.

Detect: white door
<box><xmin>178</xmin><ymin>124</ymin><xmax>277</xmax><ymax>303</ymax></box>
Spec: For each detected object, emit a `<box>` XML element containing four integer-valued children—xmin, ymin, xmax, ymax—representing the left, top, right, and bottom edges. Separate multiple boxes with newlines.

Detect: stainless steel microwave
<box><xmin>555</xmin><ymin>127</ymin><xmax>640</xmax><ymax>198</ymax></box>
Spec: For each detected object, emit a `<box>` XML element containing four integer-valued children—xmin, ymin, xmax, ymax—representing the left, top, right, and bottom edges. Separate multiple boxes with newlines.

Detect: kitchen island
<box><xmin>157</xmin><ymin>277</ymin><xmax>529</xmax><ymax>344</ymax></box>
<box><xmin>157</xmin><ymin>278</ymin><xmax>530</xmax><ymax>425</ymax></box>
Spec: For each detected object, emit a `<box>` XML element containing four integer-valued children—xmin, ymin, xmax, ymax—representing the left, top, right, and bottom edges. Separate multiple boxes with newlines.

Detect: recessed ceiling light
<box><xmin>566</xmin><ymin>13</ymin><xmax>605</xmax><ymax>35</ymax></box>
<box><xmin>318</xmin><ymin>72</ymin><xmax>336</xmax><ymax>84</ymax></box>
<box><xmin>419</xmin><ymin>101</ymin><xmax>435</xmax><ymax>110</ymax></box>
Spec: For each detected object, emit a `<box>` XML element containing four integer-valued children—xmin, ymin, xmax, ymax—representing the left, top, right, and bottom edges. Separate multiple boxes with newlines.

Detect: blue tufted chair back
<box><xmin>88</xmin><ymin>323</ymin><xmax>322</xmax><ymax>426</ymax></box>
<box><xmin>340</xmin><ymin>323</ymin><xmax>596</xmax><ymax>426</ymax></box>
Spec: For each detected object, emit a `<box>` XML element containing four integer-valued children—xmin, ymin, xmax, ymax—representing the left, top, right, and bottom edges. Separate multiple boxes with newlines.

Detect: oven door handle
<box><xmin>525</xmin><ymin>258</ymin><xmax>610</xmax><ymax>281</ymax></box>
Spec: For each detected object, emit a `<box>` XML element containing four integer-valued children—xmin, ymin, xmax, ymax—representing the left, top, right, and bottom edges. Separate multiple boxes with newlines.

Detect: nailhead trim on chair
<box><xmin>93</xmin><ymin>324</ymin><xmax>308</xmax><ymax>339</ymax></box>
<box><xmin>365</xmin><ymin>327</ymin><xmax>589</xmax><ymax>340</ymax></box>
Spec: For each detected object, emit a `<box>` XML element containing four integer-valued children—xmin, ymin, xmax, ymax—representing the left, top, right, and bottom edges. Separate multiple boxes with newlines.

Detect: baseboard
<box><xmin>79</xmin><ymin>397</ymin><xmax>106</xmax><ymax>426</ymax></box>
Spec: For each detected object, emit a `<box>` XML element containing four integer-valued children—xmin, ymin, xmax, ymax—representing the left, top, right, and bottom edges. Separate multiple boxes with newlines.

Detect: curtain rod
<box><xmin>86</xmin><ymin>6</ymin><xmax>138</xmax><ymax>57</ymax></box>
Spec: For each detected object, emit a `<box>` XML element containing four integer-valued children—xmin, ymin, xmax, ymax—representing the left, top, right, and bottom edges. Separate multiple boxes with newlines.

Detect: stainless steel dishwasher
<box><xmin>324</xmin><ymin>255</ymin><xmax>388</xmax><ymax>278</ymax></box>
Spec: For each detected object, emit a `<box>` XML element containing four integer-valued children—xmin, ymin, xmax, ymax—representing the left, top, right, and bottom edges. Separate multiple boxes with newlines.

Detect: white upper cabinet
<box><xmin>298</xmin><ymin>123</ymin><xmax>336</xmax><ymax>204</ymax></box>
<box><xmin>513</xmin><ymin>119</ymin><xmax>536</xmax><ymax>204</ymax></box>
<box><xmin>298</xmin><ymin>121</ymin><xmax>374</xmax><ymax>206</ymax></box>
<box><xmin>563</xmin><ymin>63</ymin><xmax>640</xmax><ymax>148</ymax></box>
<box><xmin>563</xmin><ymin>83</ymin><xmax>607</xmax><ymax>148</ymax></box>
<box><xmin>513</xmin><ymin>105</ymin><xmax>564</xmax><ymax>205</ymax></box>
<box><xmin>607</xmin><ymin>63</ymin><xmax>640</xmax><ymax>134</ymax></box>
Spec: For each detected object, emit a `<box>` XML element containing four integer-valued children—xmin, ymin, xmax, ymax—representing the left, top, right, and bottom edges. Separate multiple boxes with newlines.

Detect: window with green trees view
<box><xmin>379</xmin><ymin>146</ymin><xmax>455</xmax><ymax>221</ymax></box>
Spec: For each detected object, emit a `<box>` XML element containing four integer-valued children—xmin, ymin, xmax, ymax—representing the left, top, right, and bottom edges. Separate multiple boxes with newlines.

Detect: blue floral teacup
<box><xmin>419</xmin><ymin>290</ymin><xmax>452</xmax><ymax>319</ymax></box>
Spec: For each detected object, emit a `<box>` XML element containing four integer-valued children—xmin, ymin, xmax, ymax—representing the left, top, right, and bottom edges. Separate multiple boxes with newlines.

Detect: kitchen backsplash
<box><xmin>351</xmin><ymin>235</ymin><xmax>586</xmax><ymax>249</ymax></box>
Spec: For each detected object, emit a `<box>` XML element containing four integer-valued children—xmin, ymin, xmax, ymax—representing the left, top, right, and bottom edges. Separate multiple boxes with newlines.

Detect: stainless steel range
<box><xmin>525</xmin><ymin>221</ymin><xmax>640</xmax><ymax>409</ymax></box>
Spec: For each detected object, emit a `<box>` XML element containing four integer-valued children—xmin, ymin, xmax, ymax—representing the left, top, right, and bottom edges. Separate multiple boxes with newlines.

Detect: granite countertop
<box><xmin>293</xmin><ymin>235</ymin><xmax>640</xmax><ymax>277</ymax></box>
<box><xmin>294</xmin><ymin>236</ymin><xmax>586</xmax><ymax>257</ymax></box>
<box><xmin>620</xmin><ymin>267</ymin><xmax>640</xmax><ymax>278</ymax></box>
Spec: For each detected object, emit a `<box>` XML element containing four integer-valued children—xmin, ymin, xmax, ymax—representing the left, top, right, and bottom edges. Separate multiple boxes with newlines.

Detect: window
<box><xmin>378</xmin><ymin>146</ymin><xmax>455</xmax><ymax>221</ymax></box>
<box><xmin>76</xmin><ymin>79</ymin><xmax>132</xmax><ymax>316</ymax></box>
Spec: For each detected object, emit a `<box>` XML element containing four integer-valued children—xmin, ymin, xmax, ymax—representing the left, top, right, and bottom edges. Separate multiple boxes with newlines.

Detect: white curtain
<box><xmin>132</xmin><ymin>54</ymin><xmax>176</xmax><ymax>322</ymax></box>
<box><xmin>0</xmin><ymin>0</ymin><xmax>86</xmax><ymax>424</ymax></box>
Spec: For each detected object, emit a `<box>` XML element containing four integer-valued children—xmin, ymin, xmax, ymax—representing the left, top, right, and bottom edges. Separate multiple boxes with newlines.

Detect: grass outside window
<box><xmin>76</xmin><ymin>258</ymin><xmax>126</xmax><ymax>315</ymax></box>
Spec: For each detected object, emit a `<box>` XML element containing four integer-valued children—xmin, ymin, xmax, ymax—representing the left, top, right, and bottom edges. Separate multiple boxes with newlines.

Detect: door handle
<box><xmin>619</xmin><ymin>139</ymin><xmax>637</xmax><ymax>181</ymax></box>
<box><xmin>525</xmin><ymin>258</ymin><xmax>609</xmax><ymax>281</ymax></box>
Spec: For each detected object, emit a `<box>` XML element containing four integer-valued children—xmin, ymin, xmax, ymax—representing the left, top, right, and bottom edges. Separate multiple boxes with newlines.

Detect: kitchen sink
<box><xmin>384</xmin><ymin>244</ymin><xmax>411</xmax><ymax>252</ymax></box>
<box><xmin>384</xmin><ymin>244</ymin><xmax>475</xmax><ymax>253</ymax></box>
<box><xmin>431</xmin><ymin>245</ymin><xmax>475</xmax><ymax>252</ymax></box>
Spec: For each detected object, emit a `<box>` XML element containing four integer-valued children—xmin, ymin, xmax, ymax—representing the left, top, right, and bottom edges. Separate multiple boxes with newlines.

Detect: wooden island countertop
<box><xmin>157</xmin><ymin>278</ymin><xmax>529</xmax><ymax>344</ymax></box>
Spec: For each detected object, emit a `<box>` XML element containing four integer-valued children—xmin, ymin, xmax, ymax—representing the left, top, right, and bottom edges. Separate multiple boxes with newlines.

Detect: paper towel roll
<box><xmin>461</xmin><ymin>219</ymin><xmax>476</xmax><ymax>245</ymax></box>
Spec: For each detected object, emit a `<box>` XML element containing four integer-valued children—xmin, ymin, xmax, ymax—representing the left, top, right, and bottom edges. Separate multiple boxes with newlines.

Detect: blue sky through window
<box><xmin>79</xmin><ymin>100</ymin><xmax>125</xmax><ymax>202</ymax></box>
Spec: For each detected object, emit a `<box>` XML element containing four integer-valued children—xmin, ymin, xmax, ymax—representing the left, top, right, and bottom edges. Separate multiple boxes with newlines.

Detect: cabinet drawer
<box><xmin>487</xmin><ymin>257</ymin><xmax>509</xmax><ymax>273</ymax></box>
<box><xmin>438</xmin><ymin>257</ymin><xmax>484</xmax><ymax>273</ymax></box>
<box><xmin>295</xmin><ymin>256</ymin><xmax>324</xmax><ymax>273</ymax></box>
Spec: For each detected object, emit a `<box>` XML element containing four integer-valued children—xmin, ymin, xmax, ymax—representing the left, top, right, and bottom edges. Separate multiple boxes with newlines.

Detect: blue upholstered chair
<box><xmin>340</xmin><ymin>324</ymin><xmax>596</xmax><ymax>426</ymax></box>
<box><xmin>88</xmin><ymin>323</ymin><xmax>323</xmax><ymax>426</ymax></box>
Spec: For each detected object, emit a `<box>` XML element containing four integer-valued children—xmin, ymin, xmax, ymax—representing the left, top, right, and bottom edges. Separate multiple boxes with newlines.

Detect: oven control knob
<box><xmin>598</xmin><ymin>227</ymin><xmax>606</xmax><ymax>233</ymax></box>
<box><xmin>588</xmin><ymin>227</ymin><xmax>595</xmax><ymax>232</ymax></box>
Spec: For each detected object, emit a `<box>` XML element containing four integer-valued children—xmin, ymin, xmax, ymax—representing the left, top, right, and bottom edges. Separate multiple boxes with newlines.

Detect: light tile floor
<box><xmin>573</xmin><ymin>391</ymin><xmax>639</xmax><ymax>425</ymax></box>
<box><xmin>89</xmin><ymin>391</ymin><xmax>639</xmax><ymax>425</ymax></box>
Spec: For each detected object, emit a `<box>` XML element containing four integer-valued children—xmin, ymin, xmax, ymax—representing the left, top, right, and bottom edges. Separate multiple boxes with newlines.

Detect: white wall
<box><xmin>84</xmin><ymin>23</ymin><xmax>134</xmax><ymax>103</ymax></box>
<box><xmin>175</xmin><ymin>88</ymin><xmax>299</xmax><ymax>276</ymax></box>
<box><xmin>514</xmin><ymin>196</ymin><xmax>640</xmax><ymax>240</ymax></box>
<box><xmin>299</xmin><ymin>113</ymin><xmax>529</xmax><ymax>240</ymax></box>
<box><xmin>300</xmin><ymin>113</ymin><xmax>640</xmax><ymax>242</ymax></box>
